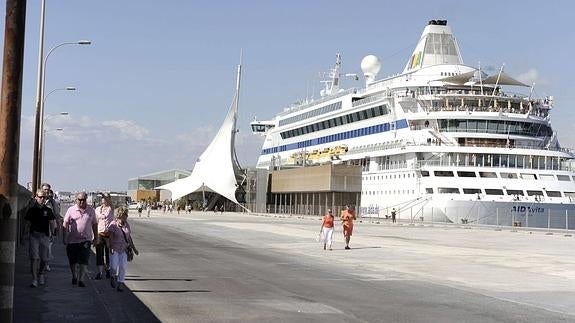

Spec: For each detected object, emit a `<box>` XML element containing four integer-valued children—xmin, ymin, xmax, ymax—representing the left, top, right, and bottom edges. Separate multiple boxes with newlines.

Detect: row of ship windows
<box><xmin>424</xmin><ymin>188</ymin><xmax>574</xmax><ymax>198</ymax></box>
<box><xmin>261</xmin><ymin>119</ymin><xmax>408</xmax><ymax>155</ymax></box>
<box><xmin>438</xmin><ymin>119</ymin><xmax>552</xmax><ymax>137</ymax></box>
<box><xmin>362</xmin><ymin>188</ymin><xmax>574</xmax><ymax>198</ymax></box>
<box><xmin>281</xmin><ymin>105</ymin><xmax>389</xmax><ymax>139</ymax></box>
<box><xmin>421</xmin><ymin>170</ymin><xmax>575</xmax><ymax>182</ymax></box>
<box><xmin>278</xmin><ymin>101</ymin><xmax>342</xmax><ymax>127</ymax></box>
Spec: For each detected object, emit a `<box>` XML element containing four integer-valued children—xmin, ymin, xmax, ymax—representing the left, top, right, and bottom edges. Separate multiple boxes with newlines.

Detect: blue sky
<box><xmin>2</xmin><ymin>0</ymin><xmax>574</xmax><ymax>192</ymax></box>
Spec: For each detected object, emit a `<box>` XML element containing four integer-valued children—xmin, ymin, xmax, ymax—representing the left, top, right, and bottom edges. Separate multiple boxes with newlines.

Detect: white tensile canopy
<box><xmin>481</xmin><ymin>72</ymin><xmax>529</xmax><ymax>87</ymax></box>
<box><xmin>157</xmin><ymin>64</ymin><xmax>244</xmax><ymax>209</ymax></box>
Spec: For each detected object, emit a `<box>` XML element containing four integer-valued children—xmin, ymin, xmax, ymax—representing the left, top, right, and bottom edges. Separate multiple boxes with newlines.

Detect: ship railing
<box><xmin>411</xmin><ymin>92</ymin><xmax>549</xmax><ymax>118</ymax></box>
<box><xmin>419</xmin><ymin>104</ymin><xmax>549</xmax><ymax>118</ymax></box>
<box><xmin>278</xmin><ymin>88</ymin><xmax>358</xmax><ymax>117</ymax></box>
<box><xmin>351</xmin><ymin>94</ymin><xmax>387</xmax><ymax>108</ymax></box>
<box><xmin>415</xmin><ymin>159</ymin><xmax>575</xmax><ymax>172</ymax></box>
<box><xmin>358</xmin><ymin>204</ymin><xmax>575</xmax><ymax>231</ymax></box>
<box><xmin>349</xmin><ymin>140</ymin><xmax>406</xmax><ymax>155</ymax></box>
<box><xmin>453</xmin><ymin>143</ymin><xmax>575</xmax><ymax>155</ymax></box>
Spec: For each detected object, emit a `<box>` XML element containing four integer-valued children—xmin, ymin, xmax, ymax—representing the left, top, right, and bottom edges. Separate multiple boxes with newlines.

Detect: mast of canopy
<box><xmin>233</xmin><ymin>52</ymin><xmax>251</xmax><ymax>213</ymax></box>
<box><xmin>486</xmin><ymin>63</ymin><xmax>504</xmax><ymax>108</ymax></box>
<box><xmin>491</xmin><ymin>63</ymin><xmax>505</xmax><ymax>96</ymax></box>
<box><xmin>202</xmin><ymin>181</ymin><xmax>206</xmax><ymax>211</ymax></box>
<box><xmin>232</xmin><ymin>50</ymin><xmax>242</xmax><ymax>170</ymax></box>
<box><xmin>478</xmin><ymin>61</ymin><xmax>484</xmax><ymax>96</ymax></box>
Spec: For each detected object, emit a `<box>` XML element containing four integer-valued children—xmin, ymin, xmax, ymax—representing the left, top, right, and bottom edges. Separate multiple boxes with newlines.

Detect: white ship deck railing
<box><xmin>278</xmin><ymin>88</ymin><xmax>358</xmax><ymax>117</ymax></box>
<box><xmin>401</xmin><ymin>90</ymin><xmax>551</xmax><ymax>118</ymax></box>
<box><xmin>351</xmin><ymin>94</ymin><xmax>387</xmax><ymax>107</ymax></box>
<box><xmin>416</xmin><ymin>159</ymin><xmax>575</xmax><ymax>172</ymax></box>
<box><xmin>418</xmin><ymin>105</ymin><xmax>549</xmax><ymax>119</ymax></box>
<box><xmin>349</xmin><ymin>140</ymin><xmax>406</xmax><ymax>154</ymax></box>
<box><xmin>414</xmin><ymin>135</ymin><xmax>573</xmax><ymax>155</ymax></box>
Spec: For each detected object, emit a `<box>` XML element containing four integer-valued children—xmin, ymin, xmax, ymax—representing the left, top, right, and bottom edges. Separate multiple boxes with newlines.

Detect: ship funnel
<box><xmin>403</xmin><ymin>19</ymin><xmax>463</xmax><ymax>73</ymax></box>
<box><xmin>361</xmin><ymin>55</ymin><xmax>381</xmax><ymax>85</ymax></box>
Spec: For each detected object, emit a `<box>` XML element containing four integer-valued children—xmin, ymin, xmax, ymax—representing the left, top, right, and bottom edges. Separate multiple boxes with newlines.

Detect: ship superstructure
<box><xmin>251</xmin><ymin>20</ymin><xmax>575</xmax><ymax>228</ymax></box>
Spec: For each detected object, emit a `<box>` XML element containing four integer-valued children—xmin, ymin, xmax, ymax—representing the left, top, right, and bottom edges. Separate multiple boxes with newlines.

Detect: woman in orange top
<box><xmin>319</xmin><ymin>209</ymin><xmax>335</xmax><ymax>250</ymax></box>
<box><xmin>341</xmin><ymin>205</ymin><xmax>356</xmax><ymax>249</ymax></box>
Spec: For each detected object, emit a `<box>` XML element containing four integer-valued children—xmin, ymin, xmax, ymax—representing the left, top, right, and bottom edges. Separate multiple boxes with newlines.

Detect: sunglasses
<box><xmin>36</xmin><ymin>196</ymin><xmax>46</xmax><ymax>199</ymax></box>
<box><xmin>77</xmin><ymin>198</ymin><xmax>87</xmax><ymax>202</ymax></box>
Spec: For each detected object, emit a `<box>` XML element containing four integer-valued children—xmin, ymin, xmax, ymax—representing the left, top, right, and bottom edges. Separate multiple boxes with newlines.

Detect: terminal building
<box><xmin>128</xmin><ymin>169</ymin><xmax>190</xmax><ymax>202</ymax></box>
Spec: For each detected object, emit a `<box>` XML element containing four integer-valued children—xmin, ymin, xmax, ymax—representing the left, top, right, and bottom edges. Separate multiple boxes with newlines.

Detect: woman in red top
<box><xmin>341</xmin><ymin>205</ymin><xmax>356</xmax><ymax>249</ymax></box>
<box><xmin>319</xmin><ymin>209</ymin><xmax>335</xmax><ymax>250</ymax></box>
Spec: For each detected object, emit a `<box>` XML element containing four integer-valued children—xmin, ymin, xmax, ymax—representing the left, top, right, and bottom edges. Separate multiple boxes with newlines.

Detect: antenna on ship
<box><xmin>319</xmin><ymin>53</ymin><xmax>358</xmax><ymax>97</ymax></box>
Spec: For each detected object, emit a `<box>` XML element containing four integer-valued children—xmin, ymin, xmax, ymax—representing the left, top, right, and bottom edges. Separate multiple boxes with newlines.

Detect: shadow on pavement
<box><xmin>126</xmin><ymin>277</ymin><xmax>196</xmax><ymax>282</ymax></box>
<box><xmin>14</xmin><ymin>238</ymin><xmax>160</xmax><ymax>323</ymax></box>
<box><xmin>128</xmin><ymin>289</ymin><xmax>211</xmax><ymax>293</ymax></box>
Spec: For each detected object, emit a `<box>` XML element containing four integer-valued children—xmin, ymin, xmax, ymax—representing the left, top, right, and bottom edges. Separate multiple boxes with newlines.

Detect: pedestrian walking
<box><xmin>340</xmin><ymin>205</ymin><xmax>357</xmax><ymax>250</ymax></box>
<box><xmin>24</xmin><ymin>189</ymin><xmax>56</xmax><ymax>287</ymax></box>
<box><xmin>137</xmin><ymin>201</ymin><xmax>143</xmax><ymax>217</ymax></box>
<box><xmin>94</xmin><ymin>193</ymin><xmax>114</xmax><ymax>280</ymax></box>
<box><xmin>41</xmin><ymin>183</ymin><xmax>60</xmax><ymax>272</ymax></box>
<box><xmin>146</xmin><ymin>204</ymin><xmax>151</xmax><ymax>217</ymax></box>
<box><xmin>391</xmin><ymin>208</ymin><xmax>397</xmax><ymax>224</ymax></box>
<box><xmin>108</xmin><ymin>207</ymin><xmax>139</xmax><ymax>292</ymax></box>
<box><xmin>319</xmin><ymin>209</ymin><xmax>335</xmax><ymax>250</ymax></box>
<box><xmin>63</xmin><ymin>192</ymin><xmax>98</xmax><ymax>288</ymax></box>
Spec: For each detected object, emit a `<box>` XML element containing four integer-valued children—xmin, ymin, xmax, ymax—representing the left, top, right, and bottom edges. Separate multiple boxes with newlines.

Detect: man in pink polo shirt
<box><xmin>63</xmin><ymin>192</ymin><xmax>98</xmax><ymax>287</ymax></box>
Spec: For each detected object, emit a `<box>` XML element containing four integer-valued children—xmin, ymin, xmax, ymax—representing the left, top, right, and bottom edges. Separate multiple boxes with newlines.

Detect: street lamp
<box><xmin>41</xmin><ymin>127</ymin><xmax>64</xmax><ymax>180</ymax></box>
<box><xmin>32</xmin><ymin>38</ymin><xmax>90</xmax><ymax>192</ymax></box>
<box><xmin>37</xmin><ymin>87</ymin><xmax>75</xmax><ymax>186</ymax></box>
<box><xmin>44</xmin><ymin>86</ymin><xmax>76</xmax><ymax>103</ymax></box>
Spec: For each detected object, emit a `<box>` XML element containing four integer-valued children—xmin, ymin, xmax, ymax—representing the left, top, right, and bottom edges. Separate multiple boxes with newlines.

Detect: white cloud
<box><xmin>102</xmin><ymin>120</ymin><xmax>149</xmax><ymax>140</ymax></box>
<box><xmin>516</xmin><ymin>68</ymin><xmax>538</xmax><ymax>85</ymax></box>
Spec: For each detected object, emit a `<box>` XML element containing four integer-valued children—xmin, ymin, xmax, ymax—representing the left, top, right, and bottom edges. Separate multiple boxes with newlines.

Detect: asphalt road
<box><xmin>118</xmin><ymin>212</ymin><xmax>574</xmax><ymax>323</ymax></box>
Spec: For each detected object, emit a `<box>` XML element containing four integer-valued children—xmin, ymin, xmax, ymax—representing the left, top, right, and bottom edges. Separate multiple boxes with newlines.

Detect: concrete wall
<box><xmin>271</xmin><ymin>164</ymin><xmax>361</xmax><ymax>193</ymax></box>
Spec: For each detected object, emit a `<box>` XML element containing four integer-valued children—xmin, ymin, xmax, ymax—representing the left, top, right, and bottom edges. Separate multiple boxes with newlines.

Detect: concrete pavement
<box><xmin>12</xmin><ymin>209</ymin><xmax>575</xmax><ymax>322</ymax></box>
<box><xmin>13</xmin><ymin>235</ymin><xmax>159</xmax><ymax>323</ymax></box>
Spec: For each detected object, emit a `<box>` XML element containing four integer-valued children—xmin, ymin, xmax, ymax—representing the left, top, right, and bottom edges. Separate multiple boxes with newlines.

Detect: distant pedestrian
<box><xmin>108</xmin><ymin>207</ymin><xmax>139</xmax><ymax>292</ymax></box>
<box><xmin>146</xmin><ymin>204</ymin><xmax>151</xmax><ymax>217</ymax></box>
<box><xmin>25</xmin><ymin>189</ymin><xmax>56</xmax><ymax>287</ymax></box>
<box><xmin>137</xmin><ymin>202</ymin><xmax>143</xmax><ymax>217</ymax></box>
<box><xmin>44</xmin><ymin>188</ymin><xmax>60</xmax><ymax>272</ymax></box>
<box><xmin>94</xmin><ymin>193</ymin><xmax>114</xmax><ymax>280</ymax></box>
<box><xmin>63</xmin><ymin>192</ymin><xmax>98</xmax><ymax>288</ymax></box>
<box><xmin>319</xmin><ymin>209</ymin><xmax>334</xmax><ymax>250</ymax></box>
<box><xmin>340</xmin><ymin>205</ymin><xmax>357</xmax><ymax>250</ymax></box>
<box><xmin>391</xmin><ymin>208</ymin><xmax>397</xmax><ymax>223</ymax></box>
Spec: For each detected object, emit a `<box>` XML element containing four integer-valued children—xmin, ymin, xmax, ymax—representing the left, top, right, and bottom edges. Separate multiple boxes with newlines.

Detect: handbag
<box><xmin>126</xmin><ymin>246</ymin><xmax>134</xmax><ymax>262</ymax></box>
<box><xmin>120</xmin><ymin>224</ymin><xmax>135</xmax><ymax>262</ymax></box>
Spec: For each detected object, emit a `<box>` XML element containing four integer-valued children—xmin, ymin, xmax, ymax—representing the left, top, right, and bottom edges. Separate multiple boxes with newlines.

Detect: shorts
<box><xmin>343</xmin><ymin>225</ymin><xmax>353</xmax><ymax>237</ymax></box>
<box><xmin>66</xmin><ymin>241</ymin><xmax>92</xmax><ymax>265</ymax></box>
<box><xmin>29</xmin><ymin>232</ymin><xmax>50</xmax><ymax>261</ymax></box>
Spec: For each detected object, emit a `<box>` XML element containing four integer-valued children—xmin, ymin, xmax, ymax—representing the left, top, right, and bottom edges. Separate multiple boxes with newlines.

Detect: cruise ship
<box><xmin>251</xmin><ymin>20</ymin><xmax>575</xmax><ymax>228</ymax></box>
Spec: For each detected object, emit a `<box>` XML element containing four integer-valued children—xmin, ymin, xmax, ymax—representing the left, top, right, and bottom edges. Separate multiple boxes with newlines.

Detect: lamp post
<box><xmin>32</xmin><ymin>38</ymin><xmax>89</xmax><ymax>192</ymax></box>
<box><xmin>41</xmin><ymin>127</ymin><xmax>64</xmax><ymax>181</ymax></box>
<box><xmin>36</xmin><ymin>87</ymin><xmax>75</xmax><ymax>186</ymax></box>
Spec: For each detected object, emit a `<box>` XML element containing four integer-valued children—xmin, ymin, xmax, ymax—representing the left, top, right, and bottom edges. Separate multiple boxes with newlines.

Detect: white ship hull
<box><xmin>251</xmin><ymin>20</ymin><xmax>575</xmax><ymax>229</ymax></box>
<box><xmin>363</xmin><ymin>198</ymin><xmax>575</xmax><ymax>229</ymax></box>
